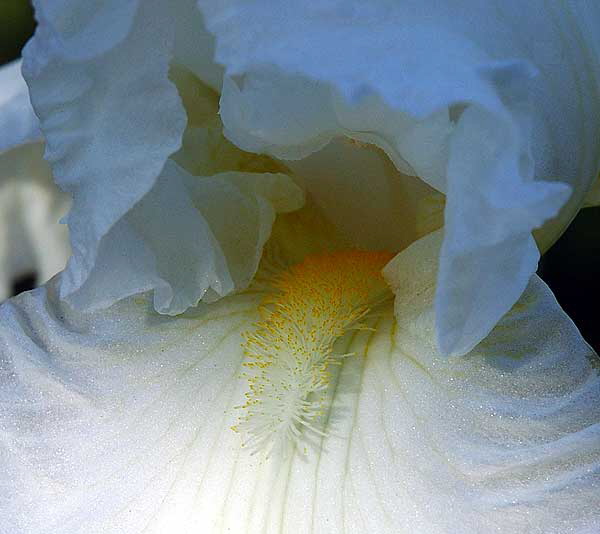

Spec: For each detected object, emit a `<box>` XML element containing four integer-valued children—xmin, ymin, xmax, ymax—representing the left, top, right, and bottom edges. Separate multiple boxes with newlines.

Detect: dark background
<box><xmin>2</xmin><ymin>0</ymin><xmax>599</xmax><ymax>351</ymax></box>
<box><xmin>0</xmin><ymin>0</ymin><xmax>34</xmax><ymax>65</ymax></box>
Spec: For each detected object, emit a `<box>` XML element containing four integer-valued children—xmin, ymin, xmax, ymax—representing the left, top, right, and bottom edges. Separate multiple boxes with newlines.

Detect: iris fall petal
<box><xmin>2</xmin><ymin>228</ymin><xmax>598</xmax><ymax>533</ymax></box>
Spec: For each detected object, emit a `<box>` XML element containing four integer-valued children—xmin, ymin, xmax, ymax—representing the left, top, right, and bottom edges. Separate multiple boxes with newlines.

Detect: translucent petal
<box><xmin>0</xmin><ymin>143</ymin><xmax>70</xmax><ymax>301</ymax></box>
<box><xmin>63</xmin><ymin>159</ymin><xmax>304</xmax><ymax>314</ymax></box>
<box><xmin>285</xmin><ymin>138</ymin><xmax>444</xmax><ymax>252</ymax></box>
<box><xmin>21</xmin><ymin>2</ymin><xmax>306</xmax><ymax>314</ymax></box>
<box><xmin>20</xmin><ymin>1</ymin><xmax>227</xmax><ymax>313</ymax></box>
<box><xmin>0</xmin><ymin>60</ymin><xmax>41</xmax><ymax>153</ymax></box>
<box><xmin>2</xmin><ymin>228</ymin><xmax>599</xmax><ymax>533</ymax></box>
<box><xmin>22</xmin><ymin>0</ymin><xmax>186</xmax><ymax>306</ymax></box>
<box><xmin>199</xmin><ymin>0</ymin><xmax>600</xmax><ymax>354</ymax></box>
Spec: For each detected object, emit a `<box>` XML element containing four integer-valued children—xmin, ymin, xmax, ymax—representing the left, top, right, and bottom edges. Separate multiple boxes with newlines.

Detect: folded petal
<box><xmin>22</xmin><ymin>0</ymin><xmax>184</xmax><ymax>305</ymax></box>
<box><xmin>200</xmin><ymin>0</ymin><xmax>600</xmax><ymax>353</ymax></box>
<box><xmin>21</xmin><ymin>2</ymin><xmax>307</xmax><ymax>314</ymax></box>
<box><xmin>21</xmin><ymin>0</ymin><xmax>229</xmax><ymax>313</ymax></box>
<box><xmin>2</xmin><ymin>227</ymin><xmax>598</xmax><ymax>533</ymax></box>
<box><xmin>62</xmin><ymin>159</ymin><xmax>303</xmax><ymax>314</ymax></box>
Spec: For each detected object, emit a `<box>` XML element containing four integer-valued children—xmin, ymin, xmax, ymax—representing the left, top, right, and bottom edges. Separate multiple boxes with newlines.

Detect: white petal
<box><xmin>21</xmin><ymin>0</ymin><xmax>227</xmax><ymax>313</ymax></box>
<box><xmin>63</xmin><ymin>160</ymin><xmax>303</xmax><ymax>314</ymax></box>
<box><xmin>200</xmin><ymin>1</ymin><xmax>600</xmax><ymax>354</ymax></box>
<box><xmin>2</xmin><ymin>232</ymin><xmax>599</xmax><ymax>532</ymax></box>
<box><xmin>0</xmin><ymin>60</ymin><xmax>41</xmax><ymax>153</ymax></box>
<box><xmin>438</xmin><ymin>103</ymin><xmax>568</xmax><ymax>354</ymax></box>
<box><xmin>23</xmin><ymin>0</ymin><xmax>184</xmax><ymax>304</ymax></box>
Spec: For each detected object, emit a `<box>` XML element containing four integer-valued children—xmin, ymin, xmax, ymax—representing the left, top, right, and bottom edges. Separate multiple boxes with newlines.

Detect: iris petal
<box><xmin>0</xmin><ymin>60</ymin><xmax>40</xmax><ymax>153</ymax></box>
<box><xmin>0</xmin><ymin>60</ymin><xmax>70</xmax><ymax>300</ymax></box>
<box><xmin>2</xmin><ymin>227</ymin><xmax>598</xmax><ymax>533</ymax></box>
<box><xmin>199</xmin><ymin>0</ymin><xmax>600</xmax><ymax>353</ymax></box>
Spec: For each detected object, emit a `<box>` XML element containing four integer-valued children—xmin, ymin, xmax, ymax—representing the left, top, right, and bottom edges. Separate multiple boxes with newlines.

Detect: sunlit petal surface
<box><xmin>2</xmin><ymin>224</ymin><xmax>598</xmax><ymax>533</ymax></box>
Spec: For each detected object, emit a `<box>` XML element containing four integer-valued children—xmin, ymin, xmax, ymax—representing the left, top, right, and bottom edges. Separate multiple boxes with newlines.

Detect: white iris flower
<box><xmin>1</xmin><ymin>2</ymin><xmax>600</xmax><ymax>533</ymax></box>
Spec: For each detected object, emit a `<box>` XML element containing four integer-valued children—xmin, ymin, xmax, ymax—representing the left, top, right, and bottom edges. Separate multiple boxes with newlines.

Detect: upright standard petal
<box><xmin>199</xmin><ymin>0</ymin><xmax>600</xmax><ymax>354</ymax></box>
<box><xmin>2</xmin><ymin>225</ymin><xmax>598</xmax><ymax>533</ymax></box>
<box><xmin>22</xmin><ymin>1</ymin><xmax>308</xmax><ymax>315</ymax></box>
<box><xmin>22</xmin><ymin>0</ymin><xmax>187</xmax><ymax>309</ymax></box>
